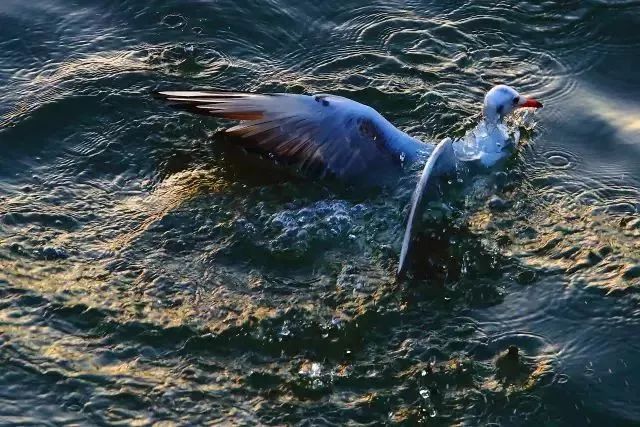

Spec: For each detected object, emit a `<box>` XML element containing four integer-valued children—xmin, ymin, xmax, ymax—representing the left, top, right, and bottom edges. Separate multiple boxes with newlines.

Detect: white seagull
<box><xmin>156</xmin><ymin>84</ymin><xmax>542</xmax><ymax>275</ymax></box>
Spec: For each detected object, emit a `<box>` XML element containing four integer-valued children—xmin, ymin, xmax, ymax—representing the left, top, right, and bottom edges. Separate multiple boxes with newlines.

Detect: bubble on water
<box><xmin>265</xmin><ymin>200</ymin><xmax>360</xmax><ymax>254</ymax></box>
<box><xmin>161</xmin><ymin>14</ymin><xmax>187</xmax><ymax>29</ymax></box>
<box><xmin>547</xmin><ymin>154</ymin><xmax>570</xmax><ymax>168</ymax></box>
<box><xmin>419</xmin><ymin>389</ymin><xmax>430</xmax><ymax>399</ymax></box>
<box><xmin>310</xmin><ymin>363</ymin><xmax>322</xmax><ymax>377</ymax></box>
<box><xmin>299</xmin><ymin>362</ymin><xmax>323</xmax><ymax>378</ymax></box>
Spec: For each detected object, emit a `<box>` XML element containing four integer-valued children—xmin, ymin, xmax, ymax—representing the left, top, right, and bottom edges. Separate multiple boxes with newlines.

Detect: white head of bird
<box><xmin>483</xmin><ymin>84</ymin><xmax>543</xmax><ymax>124</ymax></box>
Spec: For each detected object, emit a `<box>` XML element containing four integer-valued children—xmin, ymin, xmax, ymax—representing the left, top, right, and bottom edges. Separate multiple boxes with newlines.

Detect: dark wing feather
<box><xmin>397</xmin><ymin>138</ymin><xmax>457</xmax><ymax>277</ymax></box>
<box><xmin>157</xmin><ymin>90</ymin><xmax>420</xmax><ymax>178</ymax></box>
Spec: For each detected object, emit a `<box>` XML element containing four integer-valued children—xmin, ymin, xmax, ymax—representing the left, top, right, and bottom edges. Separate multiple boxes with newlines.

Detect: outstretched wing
<box><xmin>397</xmin><ymin>138</ymin><xmax>457</xmax><ymax>278</ymax></box>
<box><xmin>156</xmin><ymin>90</ymin><xmax>420</xmax><ymax>178</ymax></box>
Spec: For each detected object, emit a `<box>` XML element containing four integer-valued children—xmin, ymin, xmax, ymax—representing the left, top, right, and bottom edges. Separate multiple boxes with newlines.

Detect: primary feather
<box><xmin>157</xmin><ymin>90</ymin><xmax>425</xmax><ymax>179</ymax></box>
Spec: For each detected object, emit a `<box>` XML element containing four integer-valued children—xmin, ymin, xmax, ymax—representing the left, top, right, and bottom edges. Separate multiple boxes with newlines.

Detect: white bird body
<box><xmin>157</xmin><ymin>84</ymin><xmax>542</xmax><ymax>275</ymax></box>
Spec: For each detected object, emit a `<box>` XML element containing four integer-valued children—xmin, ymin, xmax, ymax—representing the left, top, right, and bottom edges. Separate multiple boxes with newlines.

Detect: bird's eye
<box><xmin>513</xmin><ymin>96</ymin><xmax>520</xmax><ymax>105</ymax></box>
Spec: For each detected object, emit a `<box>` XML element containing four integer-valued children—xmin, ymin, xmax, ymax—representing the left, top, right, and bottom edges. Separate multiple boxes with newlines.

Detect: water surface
<box><xmin>1</xmin><ymin>0</ymin><xmax>639</xmax><ymax>425</ymax></box>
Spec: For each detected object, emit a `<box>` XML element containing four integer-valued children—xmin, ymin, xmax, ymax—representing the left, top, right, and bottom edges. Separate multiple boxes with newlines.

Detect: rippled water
<box><xmin>1</xmin><ymin>0</ymin><xmax>640</xmax><ymax>425</ymax></box>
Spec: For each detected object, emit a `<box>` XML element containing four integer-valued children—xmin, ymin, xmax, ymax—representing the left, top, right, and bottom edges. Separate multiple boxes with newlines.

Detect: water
<box><xmin>1</xmin><ymin>0</ymin><xmax>639</xmax><ymax>425</ymax></box>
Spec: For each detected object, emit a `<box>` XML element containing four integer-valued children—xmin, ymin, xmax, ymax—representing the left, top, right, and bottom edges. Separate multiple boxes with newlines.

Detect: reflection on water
<box><xmin>1</xmin><ymin>0</ymin><xmax>639</xmax><ymax>424</ymax></box>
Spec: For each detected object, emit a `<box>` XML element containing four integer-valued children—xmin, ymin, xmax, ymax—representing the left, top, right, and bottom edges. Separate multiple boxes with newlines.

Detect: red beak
<box><xmin>520</xmin><ymin>98</ymin><xmax>543</xmax><ymax>109</ymax></box>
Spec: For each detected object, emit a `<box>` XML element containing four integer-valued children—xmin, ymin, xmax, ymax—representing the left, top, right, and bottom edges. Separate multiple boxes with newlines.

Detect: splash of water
<box><xmin>452</xmin><ymin>120</ymin><xmax>518</xmax><ymax>167</ymax></box>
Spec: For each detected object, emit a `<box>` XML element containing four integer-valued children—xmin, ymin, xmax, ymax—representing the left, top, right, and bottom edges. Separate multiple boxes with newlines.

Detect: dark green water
<box><xmin>1</xmin><ymin>0</ymin><xmax>640</xmax><ymax>425</ymax></box>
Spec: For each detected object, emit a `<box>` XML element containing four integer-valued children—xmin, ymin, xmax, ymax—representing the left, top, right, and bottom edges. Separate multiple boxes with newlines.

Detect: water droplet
<box><xmin>419</xmin><ymin>389</ymin><xmax>430</xmax><ymax>399</ymax></box>
<box><xmin>279</xmin><ymin>321</ymin><xmax>291</xmax><ymax>337</ymax></box>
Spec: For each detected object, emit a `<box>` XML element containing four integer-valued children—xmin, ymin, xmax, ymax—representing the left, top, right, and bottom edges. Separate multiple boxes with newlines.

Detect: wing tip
<box><xmin>397</xmin><ymin>138</ymin><xmax>454</xmax><ymax>278</ymax></box>
<box><xmin>154</xmin><ymin>90</ymin><xmax>219</xmax><ymax>99</ymax></box>
<box><xmin>153</xmin><ymin>89</ymin><xmax>266</xmax><ymax>100</ymax></box>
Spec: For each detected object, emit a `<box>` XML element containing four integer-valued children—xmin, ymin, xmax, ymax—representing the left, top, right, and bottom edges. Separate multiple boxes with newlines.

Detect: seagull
<box><xmin>156</xmin><ymin>84</ymin><xmax>542</xmax><ymax>275</ymax></box>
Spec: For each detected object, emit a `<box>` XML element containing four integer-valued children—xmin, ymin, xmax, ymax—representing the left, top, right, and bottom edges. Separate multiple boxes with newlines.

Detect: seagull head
<box><xmin>483</xmin><ymin>85</ymin><xmax>543</xmax><ymax>124</ymax></box>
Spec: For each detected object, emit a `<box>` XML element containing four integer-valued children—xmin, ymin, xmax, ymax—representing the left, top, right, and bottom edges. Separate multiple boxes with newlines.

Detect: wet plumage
<box><xmin>157</xmin><ymin>91</ymin><xmax>425</xmax><ymax>179</ymax></box>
